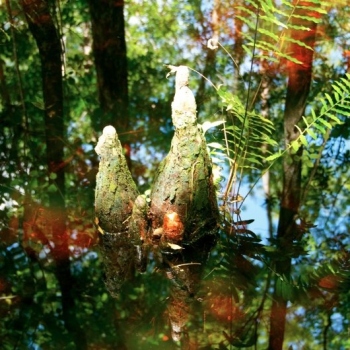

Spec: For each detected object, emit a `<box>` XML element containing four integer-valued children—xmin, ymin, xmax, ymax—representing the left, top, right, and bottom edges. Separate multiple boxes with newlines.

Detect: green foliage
<box><xmin>205</xmin><ymin>36</ymin><xmax>349</xmax><ymax>221</ymax></box>
<box><xmin>1</xmin><ymin>0</ymin><xmax>350</xmax><ymax>349</ymax></box>
<box><xmin>217</xmin><ymin>86</ymin><xmax>277</xmax><ymax>169</ymax></box>
<box><xmin>266</xmin><ymin>73</ymin><xmax>350</xmax><ymax>163</ymax></box>
<box><xmin>290</xmin><ymin>74</ymin><xmax>349</xmax><ymax>152</ymax></box>
<box><xmin>236</xmin><ymin>0</ymin><xmax>325</xmax><ymax>64</ymax></box>
<box><xmin>200</xmin><ymin>0</ymin><xmax>336</xmax><ymax>208</ymax></box>
<box><xmin>196</xmin><ymin>0</ymin><xmax>350</xmax><ymax>348</ymax></box>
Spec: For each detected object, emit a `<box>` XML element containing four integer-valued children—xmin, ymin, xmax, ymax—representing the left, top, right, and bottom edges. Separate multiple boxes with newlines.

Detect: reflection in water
<box><xmin>163</xmin><ymin>236</ymin><xmax>217</xmax><ymax>343</ymax></box>
<box><xmin>99</xmin><ymin>233</ymin><xmax>139</xmax><ymax>298</ymax></box>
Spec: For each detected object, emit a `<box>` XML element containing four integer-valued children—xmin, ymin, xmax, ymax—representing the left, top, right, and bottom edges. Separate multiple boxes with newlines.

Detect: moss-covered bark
<box><xmin>95</xmin><ymin>125</ymin><xmax>138</xmax><ymax>233</ymax></box>
<box><xmin>95</xmin><ymin>125</ymin><xmax>141</xmax><ymax>296</ymax></box>
<box><xmin>150</xmin><ymin>123</ymin><xmax>218</xmax><ymax>245</ymax></box>
<box><xmin>150</xmin><ymin>66</ymin><xmax>219</xmax><ymax>248</ymax></box>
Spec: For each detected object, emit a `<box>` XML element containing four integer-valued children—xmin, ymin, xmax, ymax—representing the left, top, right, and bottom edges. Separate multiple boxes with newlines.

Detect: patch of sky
<box><xmin>331</xmin><ymin>312</ymin><xmax>345</xmax><ymax>333</ymax></box>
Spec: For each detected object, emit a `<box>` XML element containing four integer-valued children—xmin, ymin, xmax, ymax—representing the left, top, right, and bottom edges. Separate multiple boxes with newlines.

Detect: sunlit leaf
<box><xmin>299</xmin><ymin>134</ymin><xmax>308</xmax><ymax>146</ymax></box>
<box><xmin>306</xmin><ymin>128</ymin><xmax>317</xmax><ymax>140</ymax></box>
<box><xmin>201</xmin><ymin>120</ymin><xmax>225</xmax><ymax>134</ymax></box>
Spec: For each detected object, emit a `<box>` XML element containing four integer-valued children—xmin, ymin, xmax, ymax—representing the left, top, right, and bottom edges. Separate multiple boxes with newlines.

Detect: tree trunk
<box><xmin>268</xmin><ymin>3</ymin><xmax>318</xmax><ymax>349</ymax></box>
<box><xmin>88</xmin><ymin>0</ymin><xmax>129</xmax><ymax>144</ymax></box>
<box><xmin>21</xmin><ymin>1</ymin><xmax>87</xmax><ymax>348</ymax></box>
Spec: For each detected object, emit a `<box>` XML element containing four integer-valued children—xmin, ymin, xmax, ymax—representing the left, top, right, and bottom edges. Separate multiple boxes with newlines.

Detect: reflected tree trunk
<box><xmin>21</xmin><ymin>1</ymin><xmax>87</xmax><ymax>348</ymax></box>
<box><xmin>88</xmin><ymin>0</ymin><xmax>129</xmax><ymax>146</ymax></box>
<box><xmin>196</xmin><ymin>0</ymin><xmax>219</xmax><ymax>112</ymax></box>
<box><xmin>268</xmin><ymin>3</ymin><xmax>318</xmax><ymax>349</ymax></box>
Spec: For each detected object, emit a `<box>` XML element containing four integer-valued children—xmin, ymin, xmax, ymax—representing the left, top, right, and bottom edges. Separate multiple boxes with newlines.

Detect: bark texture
<box><xmin>95</xmin><ymin>126</ymin><xmax>138</xmax><ymax>233</ymax></box>
<box><xmin>95</xmin><ymin>126</ymin><xmax>140</xmax><ymax>296</ymax></box>
<box><xmin>150</xmin><ymin>66</ymin><xmax>219</xmax><ymax>247</ymax></box>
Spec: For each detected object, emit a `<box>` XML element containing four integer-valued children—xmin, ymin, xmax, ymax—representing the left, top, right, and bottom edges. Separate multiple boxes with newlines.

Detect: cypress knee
<box><xmin>150</xmin><ymin>66</ymin><xmax>219</xmax><ymax>247</ymax></box>
<box><xmin>95</xmin><ymin>125</ymin><xmax>140</xmax><ymax>296</ymax></box>
<box><xmin>150</xmin><ymin>66</ymin><xmax>219</xmax><ymax>342</ymax></box>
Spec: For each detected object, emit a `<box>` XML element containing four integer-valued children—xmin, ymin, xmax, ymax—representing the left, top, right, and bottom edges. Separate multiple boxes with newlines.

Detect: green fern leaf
<box><xmin>340</xmin><ymin>77</ymin><xmax>350</xmax><ymax>88</ymax></box>
<box><xmin>306</xmin><ymin>129</ymin><xmax>317</xmax><ymax>140</ymax></box>
<box><xmin>313</xmin><ymin>123</ymin><xmax>326</xmax><ymax>134</ymax></box>
<box><xmin>236</xmin><ymin>6</ymin><xmax>256</xmax><ymax>18</ymax></box>
<box><xmin>318</xmin><ymin>118</ymin><xmax>333</xmax><ymax>129</ymax></box>
<box><xmin>325</xmin><ymin>93</ymin><xmax>334</xmax><ymax>105</ymax></box>
<box><xmin>299</xmin><ymin>134</ymin><xmax>308</xmax><ymax>147</ymax></box>
<box><xmin>287</xmin><ymin>23</ymin><xmax>313</xmax><ymax>31</ymax></box>
<box><xmin>235</xmin><ymin>15</ymin><xmax>257</xmax><ymax>31</ymax></box>
<box><xmin>260</xmin><ymin>15</ymin><xmax>288</xmax><ymax>29</ymax></box>
<box><xmin>282</xmin><ymin>36</ymin><xmax>314</xmax><ymax>50</ymax></box>
<box><xmin>310</xmin><ymin>108</ymin><xmax>317</xmax><ymax>121</ymax></box>
<box><xmin>295</xmin><ymin>5</ymin><xmax>326</xmax><ymax>16</ymax></box>
<box><xmin>325</xmin><ymin>113</ymin><xmax>342</xmax><ymax>124</ymax></box>
<box><xmin>291</xmin><ymin>14</ymin><xmax>321</xmax><ymax>23</ymax></box>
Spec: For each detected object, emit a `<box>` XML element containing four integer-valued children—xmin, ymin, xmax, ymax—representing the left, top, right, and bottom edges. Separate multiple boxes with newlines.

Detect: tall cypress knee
<box><xmin>150</xmin><ymin>66</ymin><xmax>219</xmax><ymax>342</ymax></box>
<box><xmin>95</xmin><ymin>125</ymin><xmax>140</xmax><ymax>296</ymax></box>
<box><xmin>150</xmin><ymin>66</ymin><xmax>219</xmax><ymax>247</ymax></box>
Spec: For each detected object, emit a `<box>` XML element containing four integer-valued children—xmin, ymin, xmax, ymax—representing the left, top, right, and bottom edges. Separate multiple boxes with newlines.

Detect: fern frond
<box><xmin>282</xmin><ymin>36</ymin><xmax>314</xmax><ymax>50</ymax></box>
<box><xmin>217</xmin><ymin>86</ymin><xmax>277</xmax><ymax>172</ymax></box>
<box><xmin>290</xmin><ymin>14</ymin><xmax>320</xmax><ymax>23</ymax></box>
<box><xmin>234</xmin><ymin>0</ymin><xmax>324</xmax><ymax>66</ymax></box>
<box><xmin>266</xmin><ymin>73</ymin><xmax>350</xmax><ymax>162</ymax></box>
<box><xmin>295</xmin><ymin>75</ymin><xmax>349</xmax><ymax>141</ymax></box>
<box><xmin>205</xmin><ymin>0</ymin><xmax>327</xmax><ymax>205</ymax></box>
